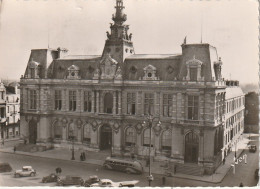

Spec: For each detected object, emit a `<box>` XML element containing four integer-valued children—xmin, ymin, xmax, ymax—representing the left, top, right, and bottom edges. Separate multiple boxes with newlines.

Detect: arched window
<box><xmin>54</xmin><ymin>122</ymin><xmax>62</xmax><ymax>139</ymax></box>
<box><xmin>143</xmin><ymin>128</ymin><xmax>154</xmax><ymax>147</ymax></box>
<box><xmin>161</xmin><ymin>130</ymin><xmax>171</xmax><ymax>151</ymax></box>
<box><xmin>125</xmin><ymin>127</ymin><xmax>136</xmax><ymax>147</ymax></box>
<box><xmin>68</xmin><ymin>123</ymin><xmax>75</xmax><ymax>140</ymax></box>
<box><xmin>83</xmin><ymin>124</ymin><xmax>91</xmax><ymax>144</ymax></box>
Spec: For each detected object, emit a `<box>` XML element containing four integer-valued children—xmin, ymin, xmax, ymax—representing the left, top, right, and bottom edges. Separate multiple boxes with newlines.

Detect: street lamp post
<box><xmin>70</xmin><ymin>131</ymin><xmax>75</xmax><ymax>160</ymax></box>
<box><xmin>142</xmin><ymin>114</ymin><xmax>161</xmax><ymax>187</ymax></box>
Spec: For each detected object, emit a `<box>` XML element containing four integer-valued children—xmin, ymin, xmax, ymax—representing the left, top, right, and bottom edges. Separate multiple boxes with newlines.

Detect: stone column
<box><xmin>91</xmin><ymin>91</ymin><xmax>95</xmax><ymax>113</ymax></box>
<box><xmin>62</xmin><ymin>126</ymin><xmax>67</xmax><ymax>141</ymax></box>
<box><xmin>155</xmin><ymin>92</ymin><xmax>160</xmax><ymax>116</ymax></box>
<box><xmin>137</xmin><ymin>91</ymin><xmax>142</xmax><ymax>115</ymax></box>
<box><xmin>77</xmin><ymin>89</ymin><xmax>82</xmax><ymax>112</ymax></box>
<box><xmin>118</xmin><ymin>91</ymin><xmax>122</xmax><ymax>114</ymax></box>
<box><xmin>113</xmin><ymin>128</ymin><xmax>121</xmax><ymax>154</ymax></box>
<box><xmin>176</xmin><ymin>93</ymin><xmax>182</xmax><ymax>122</ymax></box>
<box><xmin>113</xmin><ymin>91</ymin><xmax>117</xmax><ymax>115</ymax></box>
<box><xmin>172</xmin><ymin>94</ymin><xmax>177</xmax><ymax>122</ymax></box>
<box><xmin>96</xmin><ymin>91</ymin><xmax>99</xmax><ymax>113</ymax></box>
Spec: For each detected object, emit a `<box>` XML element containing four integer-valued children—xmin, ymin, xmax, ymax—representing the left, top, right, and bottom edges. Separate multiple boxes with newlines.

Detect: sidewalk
<box><xmin>0</xmin><ymin>134</ymin><xmax>253</xmax><ymax>184</ymax></box>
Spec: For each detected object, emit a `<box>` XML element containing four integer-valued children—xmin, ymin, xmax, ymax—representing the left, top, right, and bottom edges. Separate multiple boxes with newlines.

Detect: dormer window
<box><xmin>186</xmin><ymin>56</ymin><xmax>203</xmax><ymax>81</ymax></box>
<box><xmin>28</xmin><ymin>59</ymin><xmax>40</xmax><ymax>79</ymax></box>
<box><xmin>67</xmin><ymin>65</ymin><xmax>80</xmax><ymax>79</ymax></box>
<box><xmin>143</xmin><ymin>64</ymin><xmax>159</xmax><ymax>80</ymax></box>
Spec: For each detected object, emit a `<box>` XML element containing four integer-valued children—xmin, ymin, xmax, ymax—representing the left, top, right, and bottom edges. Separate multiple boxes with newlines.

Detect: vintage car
<box><xmin>57</xmin><ymin>175</ymin><xmax>84</xmax><ymax>186</ymax></box>
<box><xmin>84</xmin><ymin>175</ymin><xmax>100</xmax><ymax>187</ymax></box>
<box><xmin>90</xmin><ymin>178</ymin><xmax>139</xmax><ymax>187</ymax></box>
<box><xmin>14</xmin><ymin>166</ymin><xmax>36</xmax><ymax>177</ymax></box>
<box><xmin>0</xmin><ymin>162</ymin><xmax>12</xmax><ymax>173</ymax></box>
<box><xmin>42</xmin><ymin>173</ymin><xmax>58</xmax><ymax>183</ymax></box>
<box><xmin>249</xmin><ymin>145</ymin><xmax>257</xmax><ymax>153</ymax></box>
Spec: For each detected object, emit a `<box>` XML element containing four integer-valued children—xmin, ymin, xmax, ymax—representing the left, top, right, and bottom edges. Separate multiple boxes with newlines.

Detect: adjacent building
<box><xmin>0</xmin><ymin>80</ymin><xmax>20</xmax><ymax>140</ymax></box>
<box><xmin>20</xmin><ymin>0</ymin><xmax>244</xmax><ymax>175</ymax></box>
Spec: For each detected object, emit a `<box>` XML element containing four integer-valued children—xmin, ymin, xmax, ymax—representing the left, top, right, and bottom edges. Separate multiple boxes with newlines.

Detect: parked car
<box><xmin>90</xmin><ymin>178</ymin><xmax>139</xmax><ymax>187</ymax></box>
<box><xmin>249</xmin><ymin>145</ymin><xmax>257</xmax><ymax>153</ymax></box>
<box><xmin>255</xmin><ymin>169</ymin><xmax>259</xmax><ymax>180</ymax></box>
<box><xmin>0</xmin><ymin>162</ymin><xmax>12</xmax><ymax>173</ymax></box>
<box><xmin>57</xmin><ymin>175</ymin><xmax>84</xmax><ymax>186</ymax></box>
<box><xmin>14</xmin><ymin>166</ymin><xmax>36</xmax><ymax>177</ymax></box>
<box><xmin>42</xmin><ymin>173</ymin><xmax>58</xmax><ymax>183</ymax></box>
<box><xmin>103</xmin><ymin>157</ymin><xmax>143</xmax><ymax>174</ymax></box>
<box><xmin>84</xmin><ymin>175</ymin><xmax>100</xmax><ymax>187</ymax></box>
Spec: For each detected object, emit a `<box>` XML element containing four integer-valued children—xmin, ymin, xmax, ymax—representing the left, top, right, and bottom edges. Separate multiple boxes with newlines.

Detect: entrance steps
<box><xmin>176</xmin><ymin>163</ymin><xmax>203</xmax><ymax>176</ymax></box>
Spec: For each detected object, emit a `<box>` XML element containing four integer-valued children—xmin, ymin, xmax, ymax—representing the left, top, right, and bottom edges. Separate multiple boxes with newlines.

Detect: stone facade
<box><xmin>20</xmin><ymin>0</ymin><xmax>244</xmax><ymax>175</ymax></box>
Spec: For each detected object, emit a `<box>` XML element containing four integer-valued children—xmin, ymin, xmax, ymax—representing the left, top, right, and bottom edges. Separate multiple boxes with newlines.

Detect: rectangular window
<box><xmin>54</xmin><ymin>90</ymin><xmax>62</xmax><ymax>110</ymax></box>
<box><xmin>144</xmin><ymin>93</ymin><xmax>154</xmax><ymax>115</ymax></box>
<box><xmin>190</xmin><ymin>68</ymin><xmax>198</xmax><ymax>81</ymax></box>
<box><xmin>187</xmin><ymin>96</ymin><xmax>199</xmax><ymax>120</ymax></box>
<box><xmin>69</xmin><ymin>91</ymin><xmax>77</xmax><ymax>111</ymax></box>
<box><xmin>127</xmin><ymin>93</ymin><xmax>136</xmax><ymax>115</ymax></box>
<box><xmin>84</xmin><ymin>91</ymin><xmax>92</xmax><ymax>112</ymax></box>
<box><xmin>163</xmin><ymin>94</ymin><xmax>173</xmax><ymax>117</ymax></box>
<box><xmin>29</xmin><ymin>90</ymin><xmax>37</xmax><ymax>110</ymax></box>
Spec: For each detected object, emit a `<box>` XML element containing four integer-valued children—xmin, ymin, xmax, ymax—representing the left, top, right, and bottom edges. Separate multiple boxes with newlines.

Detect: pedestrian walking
<box><xmin>56</xmin><ymin>167</ymin><xmax>62</xmax><ymax>175</ymax></box>
<box><xmin>80</xmin><ymin>153</ymin><xmax>83</xmax><ymax>161</ymax></box>
<box><xmin>13</xmin><ymin>146</ymin><xmax>16</xmax><ymax>153</ymax></box>
<box><xmin>174</xmin><ymin>165</ymin><xmax>177</xmax><ymax>174</ymax></box>
<box><xmin>162</xmin><ymin>176</ymin><xmax>166</xmax><ymax>186</ymax></box>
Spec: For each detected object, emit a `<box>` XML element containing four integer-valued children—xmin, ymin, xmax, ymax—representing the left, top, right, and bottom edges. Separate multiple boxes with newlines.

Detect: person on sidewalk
<box><xmin>13</xmin><ymin>146</ymin><xmax>16</xmax><ymax>153</ymax></box>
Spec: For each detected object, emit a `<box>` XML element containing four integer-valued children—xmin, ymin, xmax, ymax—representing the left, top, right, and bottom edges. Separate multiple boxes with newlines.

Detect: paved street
<box><xmin>0</xmin><ymin>134</ymin><xmax>259</xmax><ymax>187</ymax></box>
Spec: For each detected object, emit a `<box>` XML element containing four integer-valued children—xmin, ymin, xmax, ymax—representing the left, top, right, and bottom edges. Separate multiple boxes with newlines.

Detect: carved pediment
<box><xmin>100</xmin><ymin>53</ymin><xmax>118</xmax><ymax>79</ymax></box>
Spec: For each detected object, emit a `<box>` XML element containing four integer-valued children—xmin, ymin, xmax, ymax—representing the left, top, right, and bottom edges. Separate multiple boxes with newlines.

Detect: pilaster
<box><xmin>118</xmin><ymin>91</ymin><xmax>122</xmax><ymax>114</ymax></box>
<box><xmin>91</xmin><ymin>91</ymin><xmax>95</xmax><ymax>113</ymax></box>
<box><xmin>113</xmin><ymin>91</ymin><xmax>117</xmax><ymax>115</ymax></box>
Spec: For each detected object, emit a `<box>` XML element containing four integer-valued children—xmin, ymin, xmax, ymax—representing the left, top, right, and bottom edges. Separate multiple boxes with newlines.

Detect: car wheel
<box><xmin>30</xmin><ymin>172</ymin><xmax>36</xmax><ymax>177</ymax></box>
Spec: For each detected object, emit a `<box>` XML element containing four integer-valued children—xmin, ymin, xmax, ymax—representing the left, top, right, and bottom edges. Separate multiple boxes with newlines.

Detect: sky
<box><xmin>0</xmin><ymin>0</ymin><xmax>258</xmax><ymax>85</ymax></box>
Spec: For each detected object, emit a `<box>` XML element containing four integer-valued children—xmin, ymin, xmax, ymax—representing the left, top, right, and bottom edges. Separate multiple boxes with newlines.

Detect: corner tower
<box><xmin>101</xmin><ymin>0</ymin><xmax>135</xmax><ymax>65</ymax></box>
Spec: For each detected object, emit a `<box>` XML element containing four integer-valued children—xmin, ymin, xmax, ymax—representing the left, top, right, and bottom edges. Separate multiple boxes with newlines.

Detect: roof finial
<box><xmin>183</xmin><ymin>36</ymin><xmax>187</xmax><ymax>44</ymax></box>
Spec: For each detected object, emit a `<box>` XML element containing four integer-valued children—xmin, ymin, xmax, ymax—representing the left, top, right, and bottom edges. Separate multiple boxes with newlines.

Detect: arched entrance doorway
<box><xmin>184</xmin><ymin>132</ymin><xmax>199</xmax><ymax>163</ymax></box>
<box><xmin>100</xmin><ymin>124</ymin><xmax>112</xmax><ymax>150</ymax></box>
<box><xmin>29</xmin><ymin>119</ymin><xmax>37</xmax><ymax>144</ymax></box>
<box><xmin>104</xmin><ymin>93</ymin><xmax>113</xmax><ymax>114</ymax></box>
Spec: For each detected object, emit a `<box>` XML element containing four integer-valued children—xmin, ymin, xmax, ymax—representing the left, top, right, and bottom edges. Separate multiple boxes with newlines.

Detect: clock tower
<box><xmin>101</xmin><ymin>0</ymin><xmax>135</xmax><ymax>66</ymax></box>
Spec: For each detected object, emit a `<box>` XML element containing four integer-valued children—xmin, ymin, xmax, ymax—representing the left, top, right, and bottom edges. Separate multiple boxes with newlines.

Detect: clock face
<box><xmin>71</xmin><ymin>72</ymin><xmax>75</xmax><ymax>76</ymax></box>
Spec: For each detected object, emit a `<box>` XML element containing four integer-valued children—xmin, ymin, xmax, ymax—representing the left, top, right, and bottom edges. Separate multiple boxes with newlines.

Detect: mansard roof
<box><xmin>47</xmin><ymin>56</ymin><xmax>101</xmax><ymax>79</ymax></box>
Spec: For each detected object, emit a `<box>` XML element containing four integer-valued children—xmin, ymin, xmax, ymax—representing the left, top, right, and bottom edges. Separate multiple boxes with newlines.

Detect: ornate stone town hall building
<box><xmin>20</xmin><ymin>0</ymin><xmax>244</xmax><ymax>175</ymax></box>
